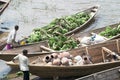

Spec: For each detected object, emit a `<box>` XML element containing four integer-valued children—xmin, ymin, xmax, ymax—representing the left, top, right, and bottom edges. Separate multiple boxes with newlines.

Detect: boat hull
<box><xmin>75</xmin><ymin>66</ymin><xmax>120</xmax><ymax>80</ymax></box>
<box><xmin>6</xmin><ymin>38</ymin><xmax>120</xmax><ymax>78</ymax></box>
<box><xmin>65</xmin><ymin>5</ymin><xmax>100</xmax><ymax>36</ymax></box>
<box><xmin>0</xmin><ymin>41</ymin><xmax>49</xmax><ymax>61</ymax></box>
<box><xmin>0</xmin><ymin>0</ymin><xmax>11</xmax><ymax>15</ymax></box>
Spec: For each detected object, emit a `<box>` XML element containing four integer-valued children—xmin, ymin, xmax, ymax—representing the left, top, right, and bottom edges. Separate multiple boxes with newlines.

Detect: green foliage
<box><xmin>27</xmin><ymin>11</ymin><xmax>90</xmax><ymax>50</ymax></box>
<box><xmin>16</xmin><ymin>71</ymin><xmax>23</xmax><ymax>77</ymax></box>
<box><xmin>48</xmin><ymin>35</ymin><xmax>77</xmax><ymax>50</ymax></box>
<box><xmin>99</xmin><ymin>25</ymin><xmax>120</xmax><ymax>38</ymax></box>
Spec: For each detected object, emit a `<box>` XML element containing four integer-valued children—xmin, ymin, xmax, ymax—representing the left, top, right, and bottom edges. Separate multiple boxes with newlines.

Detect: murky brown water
<box><xmin>0</xmin><ymin>0</ymin><xmax>120</xmax><ymax>79</ymax></box>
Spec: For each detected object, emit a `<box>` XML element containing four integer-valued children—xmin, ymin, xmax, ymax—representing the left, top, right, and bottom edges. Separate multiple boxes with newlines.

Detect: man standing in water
<box><xmin>12</xmin><ymin>49</ymin><xmax>29</xmax><ymax>80</ymax></box>
<box><xmin>6</xmin><ymin>25</ymin><xmax>19</xmax><ymax>50</ymax></box>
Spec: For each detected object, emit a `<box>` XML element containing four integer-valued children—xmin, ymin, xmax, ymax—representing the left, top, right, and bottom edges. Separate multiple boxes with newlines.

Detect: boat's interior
<box><xmin>0</xmin><ymin>1</ymin><xmax>5</xmax><ymax>10</ymax></box>
<box><xmin>11</xmin><ymin>39</ymin><xmax>120</xmax><ymax>67</ymax></box>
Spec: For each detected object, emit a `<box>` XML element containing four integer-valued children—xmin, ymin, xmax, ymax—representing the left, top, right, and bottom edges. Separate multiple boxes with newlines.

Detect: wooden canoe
<box><xmin>0</xmin><ymin>31</ymin><xmax>8</xmax><ymax>50</ymax></box>
<box><xmin>75</xmin><ymin>66</ymin><xmax>120</xmax><ymax>80</ymax></box>
<box><xmin>6</xmin><ymin>38</ymin><xmax>120</xmax><ymax>78</ymax></box>
<box><xmin>0</xmin><ymin>40</ymin><xmax>49</xmax><ymax>61</ymax></box>
<box><xmin>64</xmin><ymin>5</ymin><xmax>100</xmax><ymax>36</ymax></box>
<box><xmin>0</xmin><ymin>0</ymin><xmax>11</xmax><ymax>15</ymax></box>
<box><xmin>73</xmin><ymin>22</ymin><xmax>120</xmax><ymax>45</ymax></box>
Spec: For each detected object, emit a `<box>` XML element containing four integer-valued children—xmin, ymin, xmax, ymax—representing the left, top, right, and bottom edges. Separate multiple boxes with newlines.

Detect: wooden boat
<box><xmin>65</xmin><ymin>5</ymin><xmax>100</xmax><ymax>36</ymax></box>
<box><xmin>0</xmin><ymin>40</ymin><xmax>49</xmax><ymax>61</ymax></box>
<box><xmin>0</xmin><ymin>31</ymin><xmax>8</xmax><ymax>50</ymax></box>
<box><xmin>73</xmin><ymin>22</ymin><xmax>120</xmax><ymax>45</ymax></box>
<box><xmin>0</xmin><ymin>0</ymin><xmax>11</xmax><ymax>15</ymax></box>
<box><xmin>75</xmin><ymin>66</ymin><xmax>120</xmax><ymax>80</ymax></box>
<box><xmin>6</xmin><ymin>38</ymin><xmax>120</xmax><ymax>79</ymax></box>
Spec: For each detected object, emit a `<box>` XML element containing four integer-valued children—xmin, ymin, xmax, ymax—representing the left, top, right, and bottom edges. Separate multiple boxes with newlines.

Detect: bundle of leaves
<box><xmin>99</xmin><ymin>25</ymin><xmax>120</xmax><ymax>38</ymax></box>
<box><xmin>27</xmin><ymin>11</ymin><xmax>90</xmax><ymax>51</ymax></box>
<box><xmin>27</xmin><ymin>29</ymin><xmax>78</xmax><ymax>51</ymax></box>
<box><xmin>48</xmin><ymin>35</ymin><xmax>77</xmax><ymax>50</ymax></box>
<box><xmin>43</xmin><ymin>12</ymin><xmax>90</xmax><ymax>34</ymax></box>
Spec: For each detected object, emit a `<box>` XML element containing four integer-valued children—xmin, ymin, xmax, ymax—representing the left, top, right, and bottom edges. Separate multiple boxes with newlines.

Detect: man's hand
<box><xmin>12</xmin><ymin>59</ymin><xmax>15</xmax><ymax>63</ymax></box>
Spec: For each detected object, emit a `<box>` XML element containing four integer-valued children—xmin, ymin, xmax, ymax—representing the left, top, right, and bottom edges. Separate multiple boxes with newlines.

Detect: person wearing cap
<box><xmin>6</xmin><ymin>25</ymin><xmax>19</xmax><ymax>50</ymax></box>
<box><xmin>12</xmin><ymin>49</ymin><xmax>29</xmax><ymax>80</ymax></box>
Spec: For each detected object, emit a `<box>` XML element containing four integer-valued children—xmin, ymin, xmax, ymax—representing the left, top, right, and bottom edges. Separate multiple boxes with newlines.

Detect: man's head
<box><xmin>22</xmin><ymin>49</ymin><xmax>28</xmax><ymax>56</ymax></box>
<box><xmin>14</xmin><ymin>25</ymin><xmax>19</xmax><ymax>31</ymax></box>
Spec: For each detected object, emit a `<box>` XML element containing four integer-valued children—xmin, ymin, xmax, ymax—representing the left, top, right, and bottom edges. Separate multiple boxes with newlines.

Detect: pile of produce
<box><xmin>27</xmin><ymin>28</ymin><xmax>77</xmax><ymax>50</ymax></box>
<box><xmin>27</xmin><ymin>12</ymin><xmax>90</xmax><ymax>51</ymax></box>
<box><xmin>43</xmin><ymin>12</ymin><xmax>90</xmax><ymax>34</ymax></box>
<box><xmin>99</xmin><ymin>25</ymin><xmax>120</xmax><ymax>38</ymax></box>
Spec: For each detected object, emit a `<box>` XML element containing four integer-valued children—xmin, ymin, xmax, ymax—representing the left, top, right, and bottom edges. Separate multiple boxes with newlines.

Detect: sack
<box><xmin>80</xmin><ymin>37</ymin><xmax>91</xmax><ymax>45</ymax></box>
<box><xmin>93</xmin><ymin>34</ymin><xmax>106</xmax><ymax>43</ymax></box>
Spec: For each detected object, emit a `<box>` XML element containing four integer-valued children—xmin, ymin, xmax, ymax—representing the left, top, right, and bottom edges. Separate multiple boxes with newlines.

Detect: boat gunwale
<box><xmin>64</xmin><ymin>5</ymin><xmax>100</xmax><ymax>36</ymax></box>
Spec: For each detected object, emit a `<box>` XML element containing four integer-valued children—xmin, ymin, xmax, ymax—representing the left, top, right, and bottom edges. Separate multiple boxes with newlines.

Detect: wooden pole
<box><xmin>116</xmin><ymin>39</ymin><xmax>120</xmax><ymax>53</ymax></box>
<box><xmin>40</xmin><ymin>45</ymin><xmax>55</xmax><ymax>52</ymax></box>
<box><xmin>101</xmin><ymin>48</ymin><xmax>105</xmax><ymax>62</ymax></box>
<box><xmin>102</xmin><ymin>47</ymin><xmax>113</xmax><ymax>54</ymax></box>
<box><xmin>85</xmin><ymin>47</ymin><xmax>89</xmax><ymax>55</ymax></box>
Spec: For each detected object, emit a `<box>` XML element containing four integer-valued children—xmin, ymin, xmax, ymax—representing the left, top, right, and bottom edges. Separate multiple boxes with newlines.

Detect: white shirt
<box><xmin>7</xmin><ymin>29</ymin><xmax>17</xmax><ymax>44</ymax></box>
<box><xmin>14</xmin><ymin>54</ymin><xmax>29</xmax><ymax>71</ymax></box>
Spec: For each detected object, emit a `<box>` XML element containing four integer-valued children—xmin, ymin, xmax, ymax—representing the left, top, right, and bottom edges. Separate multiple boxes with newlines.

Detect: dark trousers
<box><xmin>23</xmin><ymin>71</ymin><xmax>29</xmax><ymax>80</ymax></box>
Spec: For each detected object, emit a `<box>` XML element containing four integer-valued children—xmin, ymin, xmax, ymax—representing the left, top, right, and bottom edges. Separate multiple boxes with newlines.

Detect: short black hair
<box><xmin>22</xmin><ymin>49</ymin><xmax>28</xmax><ymax>56</ymax></box>
<box><xmin>15</xmin><ymin>25</ymin><xmax>19</xmax><ymax>30</ymax></box>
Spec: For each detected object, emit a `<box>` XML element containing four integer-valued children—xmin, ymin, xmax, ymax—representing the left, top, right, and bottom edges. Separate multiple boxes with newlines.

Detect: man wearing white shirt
<box><xmin>12</xmin><ymin>49</ymin><xmax>29</xmax><ymax>80</ymax></box>
<box><xmin>6</xmin><ymin>25</ymin><xmax>19</xmax><ymax>50</ymax></box>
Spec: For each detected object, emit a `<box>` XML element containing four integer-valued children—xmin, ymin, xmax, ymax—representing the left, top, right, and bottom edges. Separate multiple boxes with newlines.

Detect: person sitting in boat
<box><xmin>82</xmin><ymin>53</ymin><xmax>93</xmax><ymax>64</ymax></box>
<box><xmin>74</xmin><ymin>55</ymin><xmax>84</xmax><ymax>65</ymax></box>
<box><xmin>5</xmin><ymin>25</ymin><xmax>19</xmax><ymax>50</ymax></box>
